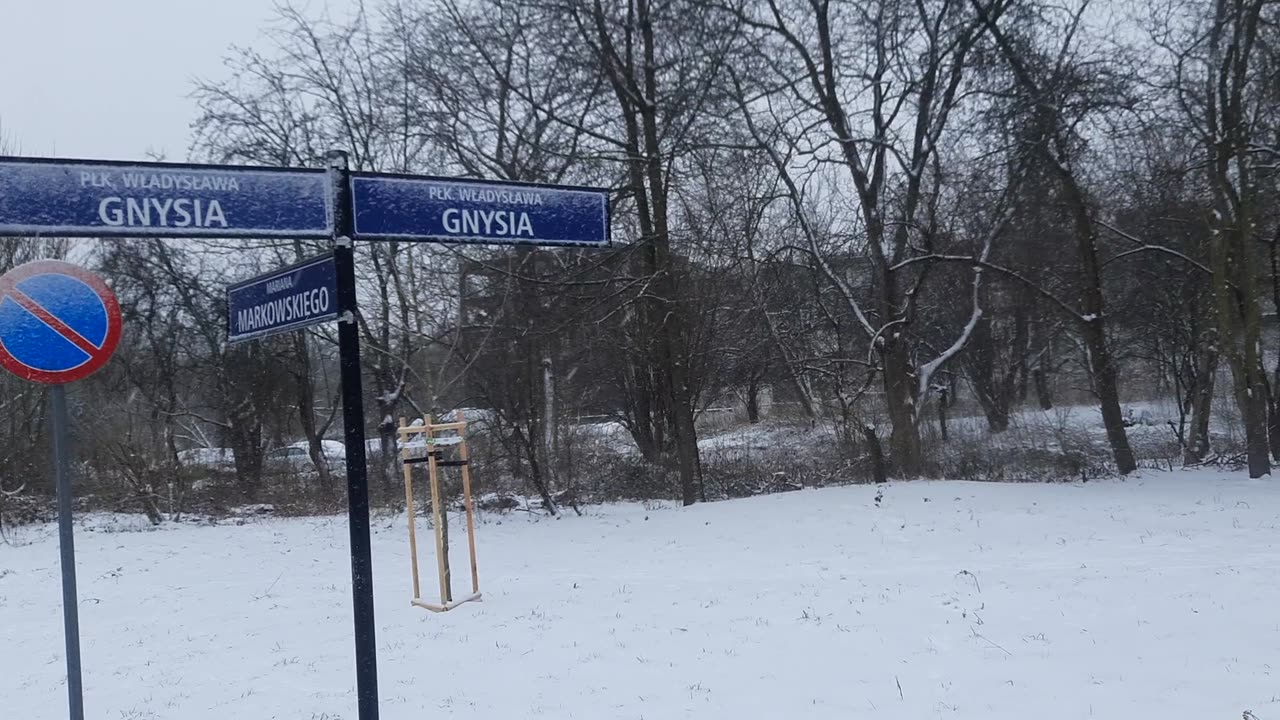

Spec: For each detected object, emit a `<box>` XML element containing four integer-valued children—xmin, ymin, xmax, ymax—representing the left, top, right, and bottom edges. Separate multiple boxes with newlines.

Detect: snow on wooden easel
<box><xmin>398</xmin><ymin>412</ymin><xmax>481</xmax><ymax>613</ymax></box>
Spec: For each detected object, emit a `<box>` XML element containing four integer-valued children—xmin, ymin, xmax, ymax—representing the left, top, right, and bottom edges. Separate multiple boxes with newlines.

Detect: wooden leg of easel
<box><xmin>458</xmin><ymin>432</ymin><xmax>480</xmax><ymax>596</ymax></box>
<box><xmin>427</xmin><ymin>419</ymin><xmax>451</xmax><ymax>605</ymax></box>
<box><xmin>399</xmin><ymin>417</ymin><xmax>421</xmax><ymax>602</ymax></box>
<box><xmin>439</xmin><ymin>486</ymin><xmax>452</xmax><ymax>603</ymax></box>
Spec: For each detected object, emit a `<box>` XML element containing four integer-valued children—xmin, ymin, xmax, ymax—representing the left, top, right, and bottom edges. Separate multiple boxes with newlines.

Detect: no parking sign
<box><xmin>0</xmin><ymin>260</ymin><xmax>122</xmax><ymax>384</ymax></box>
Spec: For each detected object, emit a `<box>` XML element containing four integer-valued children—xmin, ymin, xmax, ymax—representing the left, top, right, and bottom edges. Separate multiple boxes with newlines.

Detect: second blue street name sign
<box><xmin>227</xmin><ymin>254</ymin><xmax>338</xmax><ymax>344</ymax></box>
<box><xmin>0</xmin><ymin>158</ymin><xmax>333</xmax><ymax>239</ymax></box>
<box><xmin>351</xmin><ymin>174</ymin><xmax>610</xmax><ymax>247</ymax></box>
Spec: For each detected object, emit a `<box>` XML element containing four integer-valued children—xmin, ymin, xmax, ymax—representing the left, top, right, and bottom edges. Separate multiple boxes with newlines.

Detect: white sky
<box><xmin>0</xmin><ymin>0</ymin><xmax>321</xmax><ymax>162</ymax></box>
<box><xmin>0</xmin><ymin>0</ymin><xmax>1143</xmax><ymax>165</ymax></box>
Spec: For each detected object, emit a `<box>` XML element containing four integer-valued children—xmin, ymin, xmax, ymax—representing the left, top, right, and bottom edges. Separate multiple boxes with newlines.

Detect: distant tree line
<box><xmin>3</xmin><ymin>0</ymin><xmax>1279</xmax><ymax>523</ymax></box>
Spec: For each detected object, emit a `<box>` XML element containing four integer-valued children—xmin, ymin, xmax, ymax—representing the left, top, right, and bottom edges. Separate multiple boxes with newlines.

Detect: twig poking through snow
<box><xmin>896</xmin><ymin>675</ymin><xmax>903</xmax><ymax>700</ymax></box>
<box><xmin>254</xmin><ymin>571</ymin><xmax>284</xmax><ymax>601</ymax></box>
<box><xmin>971</xmin><ymin>627</ymin><xmax>1012</xmax><ymax>656</ymax></box>
<box><xmin>957</xmin><ymin>569</ymin><xmax>981</xmax><ymax>593</ymax></box>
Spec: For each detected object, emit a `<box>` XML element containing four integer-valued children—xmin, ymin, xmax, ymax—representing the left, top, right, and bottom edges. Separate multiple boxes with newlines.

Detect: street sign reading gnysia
<box><xmin>227</xmin><ymin>253</ymin><xmax>338</xmax><ymax>344</ymax></box>
<box><xmin>0</xmin><ymin>158</ymin><xmax>333</xmax><ymax>238</ymax></box>
<box><xmin>351</xmin><ymin>174</ymin><xmax>610</xmax><ymax>246</ymax></box>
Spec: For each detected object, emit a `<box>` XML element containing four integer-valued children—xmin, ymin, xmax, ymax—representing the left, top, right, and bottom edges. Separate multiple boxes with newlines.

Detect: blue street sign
<box><xmin>227</xmin><ymin>253</ymin><xmax>338</xmax><ymax>344</ymax></box>
<box><xmin>0</xmin><ymin>157</ymin><xmax>333</xmax><ymax>239</ymax></box>
<box><xmin>350</xmin><ymin>174</ymin><xmax>610</xmax><ymax>246</ymax></box>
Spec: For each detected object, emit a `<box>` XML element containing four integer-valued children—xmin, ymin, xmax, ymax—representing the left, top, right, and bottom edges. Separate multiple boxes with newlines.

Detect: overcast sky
<box><xmin>0</xmin><ymin>0</ymin><xmax>316</xmax><ymax>162</ymax></box>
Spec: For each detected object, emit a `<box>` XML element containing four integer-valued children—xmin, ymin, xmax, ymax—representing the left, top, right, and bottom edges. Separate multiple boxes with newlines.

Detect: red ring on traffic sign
<box><xmin>0</xmin><ymin>260</ymin><xmax>123</xmax><ymax>385</ymax></box>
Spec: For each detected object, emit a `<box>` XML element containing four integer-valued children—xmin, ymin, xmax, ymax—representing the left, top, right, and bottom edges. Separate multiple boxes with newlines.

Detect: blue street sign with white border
<box><xmin>350</xmin><ymin>174</ymin><xmax>610</xmax><ymax>246</ymax></box>
<box><xmin>0</xmin><ymin>157</ymin><xmax>333</xmax><ymax>239</ymax></box>
<box><xmin>227</xmin><ymin>254</ymin><xmax>338</xmax><ymax>344</ymax></box>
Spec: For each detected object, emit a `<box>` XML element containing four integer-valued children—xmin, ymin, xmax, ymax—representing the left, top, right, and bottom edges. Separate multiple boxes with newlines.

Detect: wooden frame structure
<box><xmin>398</xmin><ymin>412</ymin><xmax>481</xmax><ymax>612</ymax></box>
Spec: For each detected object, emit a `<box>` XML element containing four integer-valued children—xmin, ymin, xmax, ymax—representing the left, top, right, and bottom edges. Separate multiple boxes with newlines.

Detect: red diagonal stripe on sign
<box><xmin>6</xmin><ymin>288</ymin><xmax>102</xmax><ymax>357</ymax></box>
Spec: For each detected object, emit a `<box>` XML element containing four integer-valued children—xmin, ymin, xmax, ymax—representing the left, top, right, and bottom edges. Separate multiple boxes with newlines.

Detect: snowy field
<box><xmin>3</xmin><ymin>472</ymin><xmax>1279</xmax><ymax>719</ymax></box>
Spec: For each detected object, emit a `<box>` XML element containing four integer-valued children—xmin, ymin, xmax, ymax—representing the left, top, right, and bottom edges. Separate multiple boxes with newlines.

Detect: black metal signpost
<box><xmin>328</xmin><ymin>151</ymin><xmax>381</xmax><ymax>718</ymax></box>
<box><xmin>0</xmin><ymin>151</ymin><xmax>610</xmax><ymax>720</ymax></box>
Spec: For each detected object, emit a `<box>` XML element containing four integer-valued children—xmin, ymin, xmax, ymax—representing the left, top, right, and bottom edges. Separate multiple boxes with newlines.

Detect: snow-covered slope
<box><xmin>2</xmin><ymin>471</ymin><xmax>1277</xmax><ymax>719</ymax></box>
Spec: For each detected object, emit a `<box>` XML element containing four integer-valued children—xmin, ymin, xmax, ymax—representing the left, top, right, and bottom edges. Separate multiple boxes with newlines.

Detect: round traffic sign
<box><xmin>0</xmin><ymin>260</ymin><xmax>122</xmax><ymax>384</ymax></box>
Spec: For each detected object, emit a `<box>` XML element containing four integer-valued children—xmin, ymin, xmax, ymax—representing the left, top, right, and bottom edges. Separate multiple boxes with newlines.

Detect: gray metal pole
<box><xmin>51</xmin><ymin>384</ymin><xmax>85</xmax><ymax>720</ymax></box>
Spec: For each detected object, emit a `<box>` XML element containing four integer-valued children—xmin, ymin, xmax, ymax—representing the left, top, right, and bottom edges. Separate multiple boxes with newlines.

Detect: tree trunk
<box><xmin>862</xmin><ymin>424</ymin><xmax>887</xmax><ymax>485</ymax></box>
<box><xmin>1231</xmin><ymin>357</ymin><xmax>1271</xmax><ymax>477</ymax></box>
<box><xmin>1062</xmin><ymin>168</ymin><xmax>1134</xmax><ymax>473</ymax></box>
<box><xmin>542</xmin><ymin>355</ymin><xmax>558</xmax><ymax>488</ymax></box>
<box><xmin>883</xmin><ymin>340</ymin><xmax>923</xmax><ymax>477</ymax></box>
<box><xmin>1032</xmin><ymin>366</ymin><xmax>1053</xmax><ymax>410</ymax></box>
<box><xmin>228</xmin><ymin>418</ymin><xmax>264</xmax><ymax>501</ymax></box>
<box><xmin>668</xmin><ymin>364</ymin><xmax>702</xmax><ymax>507</ymax></box>
<box><xmin>1203</xmin><ymin>0</ymin><xmax>1269</xmax><ymax>477</ymax></box>
<box><xmin>292</xmin><ymin>334</ymin><xmax>333</xmax><ymax>491</ymax></box>
<box><xmin>1083</xmin><ymin>319</ymin><xmax>1136</xmax><ymax>475</ymax></box>
<box><xmin>637</xmin><ymin>0</ymin><xmax>700</xmax><ymax>506</ymax></box>
<box><xmin>745</xmin><ymin>380</ymin><xmax>761</xmax><ymax>424</ymax></box>
<box><xmin>1269</xmin><ymin>232</ymin><xmax>1280</xmax><ymax>464</ymax></box>
<box><xmin>964</xmin><ymin>316</ymin><xmax>1007</xmax><ymax>433</ymax></box>
<box><xmin>521</xmin><ymin>429</ymin><xmax>558</xmax><ymax>516</ymax></box>
<box><xmin>1240</xmin><ymin>384</ymin><xmax>1270</xmax><ymax>477</ymax></box>
<box><xmin>1211</xmin><ymin>215</ymin><xmax>1269</xmax><ymax>476</ymax></box>
<box><xmin>626</xmin><ymin>363</ymin><xmax>662</xmax><ymax>462</ymax></box>
<box><xmin>980</xmin><ymin>401</ymin><xmax>1010</xmax><ymax>434</ymax></box>
<box><xmin>1266</xmin><ymin>396</ymin><xmax>1280</xmax><ymax>464</ymax></box>
<box><xmin>1238</xmin><ymin>311</ymin><xmax>1270</xmax><ymax>476</ymax></box>
<box><xmin>969</xmin><ymin>365</ymin><xmax>1013</xmax><ymax>433</ymax></box>
<box><xmin>1183</xmin><ymin>346</ymin><xmax>1217</xmax><ymax>465</ymax></box>
<box><xmin>379</xmin><ymin>422</ymin><xmax>397</xmax><ymax>490</ymax></box>
<box><xmin>937</xmin><ymin>388</ymin><xmax>950</xmax><ymax>442</ymax></box>
<box><xmin>1015</xmin><ymin>338</ymin><xmax>1031</xmax><ymax>403</ymax></box>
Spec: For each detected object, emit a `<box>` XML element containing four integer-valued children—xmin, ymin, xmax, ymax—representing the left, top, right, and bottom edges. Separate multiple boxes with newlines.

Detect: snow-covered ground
<box><xmin>3</xmin><ymin>471</ymin><xmax>1278</xmax><ymax>719</ymax></box>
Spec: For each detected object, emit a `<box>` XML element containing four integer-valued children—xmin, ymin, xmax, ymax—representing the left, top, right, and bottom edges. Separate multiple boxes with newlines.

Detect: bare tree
<box><xmin>482</xmin><ymin>0</ymin><xmax>746</xmax><ymax>503</ymax></box>
<box><xmin>973</xmin><ymin>0</ymin><xmax>1138</xmax><ymax>474</ymax></box>
<box><xmin>721</xmin><ymin>0</ymin><xmax>1015</xmax><ymax>474</ymax></box>
<box><xmin>1197</xmin><ymin>0</ymin><xmax>1273</xmax><ymax>477</ymax></box>
<box><xmin>1144</xmin><ymin>0</ymin><xmax>1280</xmax><ymax>476</ymax></box>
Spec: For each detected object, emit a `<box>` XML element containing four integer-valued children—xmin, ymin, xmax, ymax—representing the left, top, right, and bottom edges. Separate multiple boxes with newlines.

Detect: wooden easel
<box><xmin>398</xmin><ymin>412</ymin><xmax>481</xmax><ymax>612</ymax></box>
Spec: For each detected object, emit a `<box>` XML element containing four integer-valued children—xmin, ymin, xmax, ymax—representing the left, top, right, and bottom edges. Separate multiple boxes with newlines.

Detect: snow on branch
<box><xmin>891</xmin><ymin>254</ymin><xmax>1084</xmax><ymax>323</ymax></box>
<box><xmin>917</xmin><ymin>267</ymin><xmax>983</xmax><ymax>402</ymax></box>
<box><xmin>1095</xmin><ymin>219</ymin><xmax>1214</xmax><ymax>278</ymax></box>
<box><xmin>728</xmin><ymin>68</ymin><xmax>877</xmax><ymax>338</ymax></box>
<box><xmin>913</xmin><ymin>213</ymin><xmax>1000</xmax><ymax>403</ymax></box>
